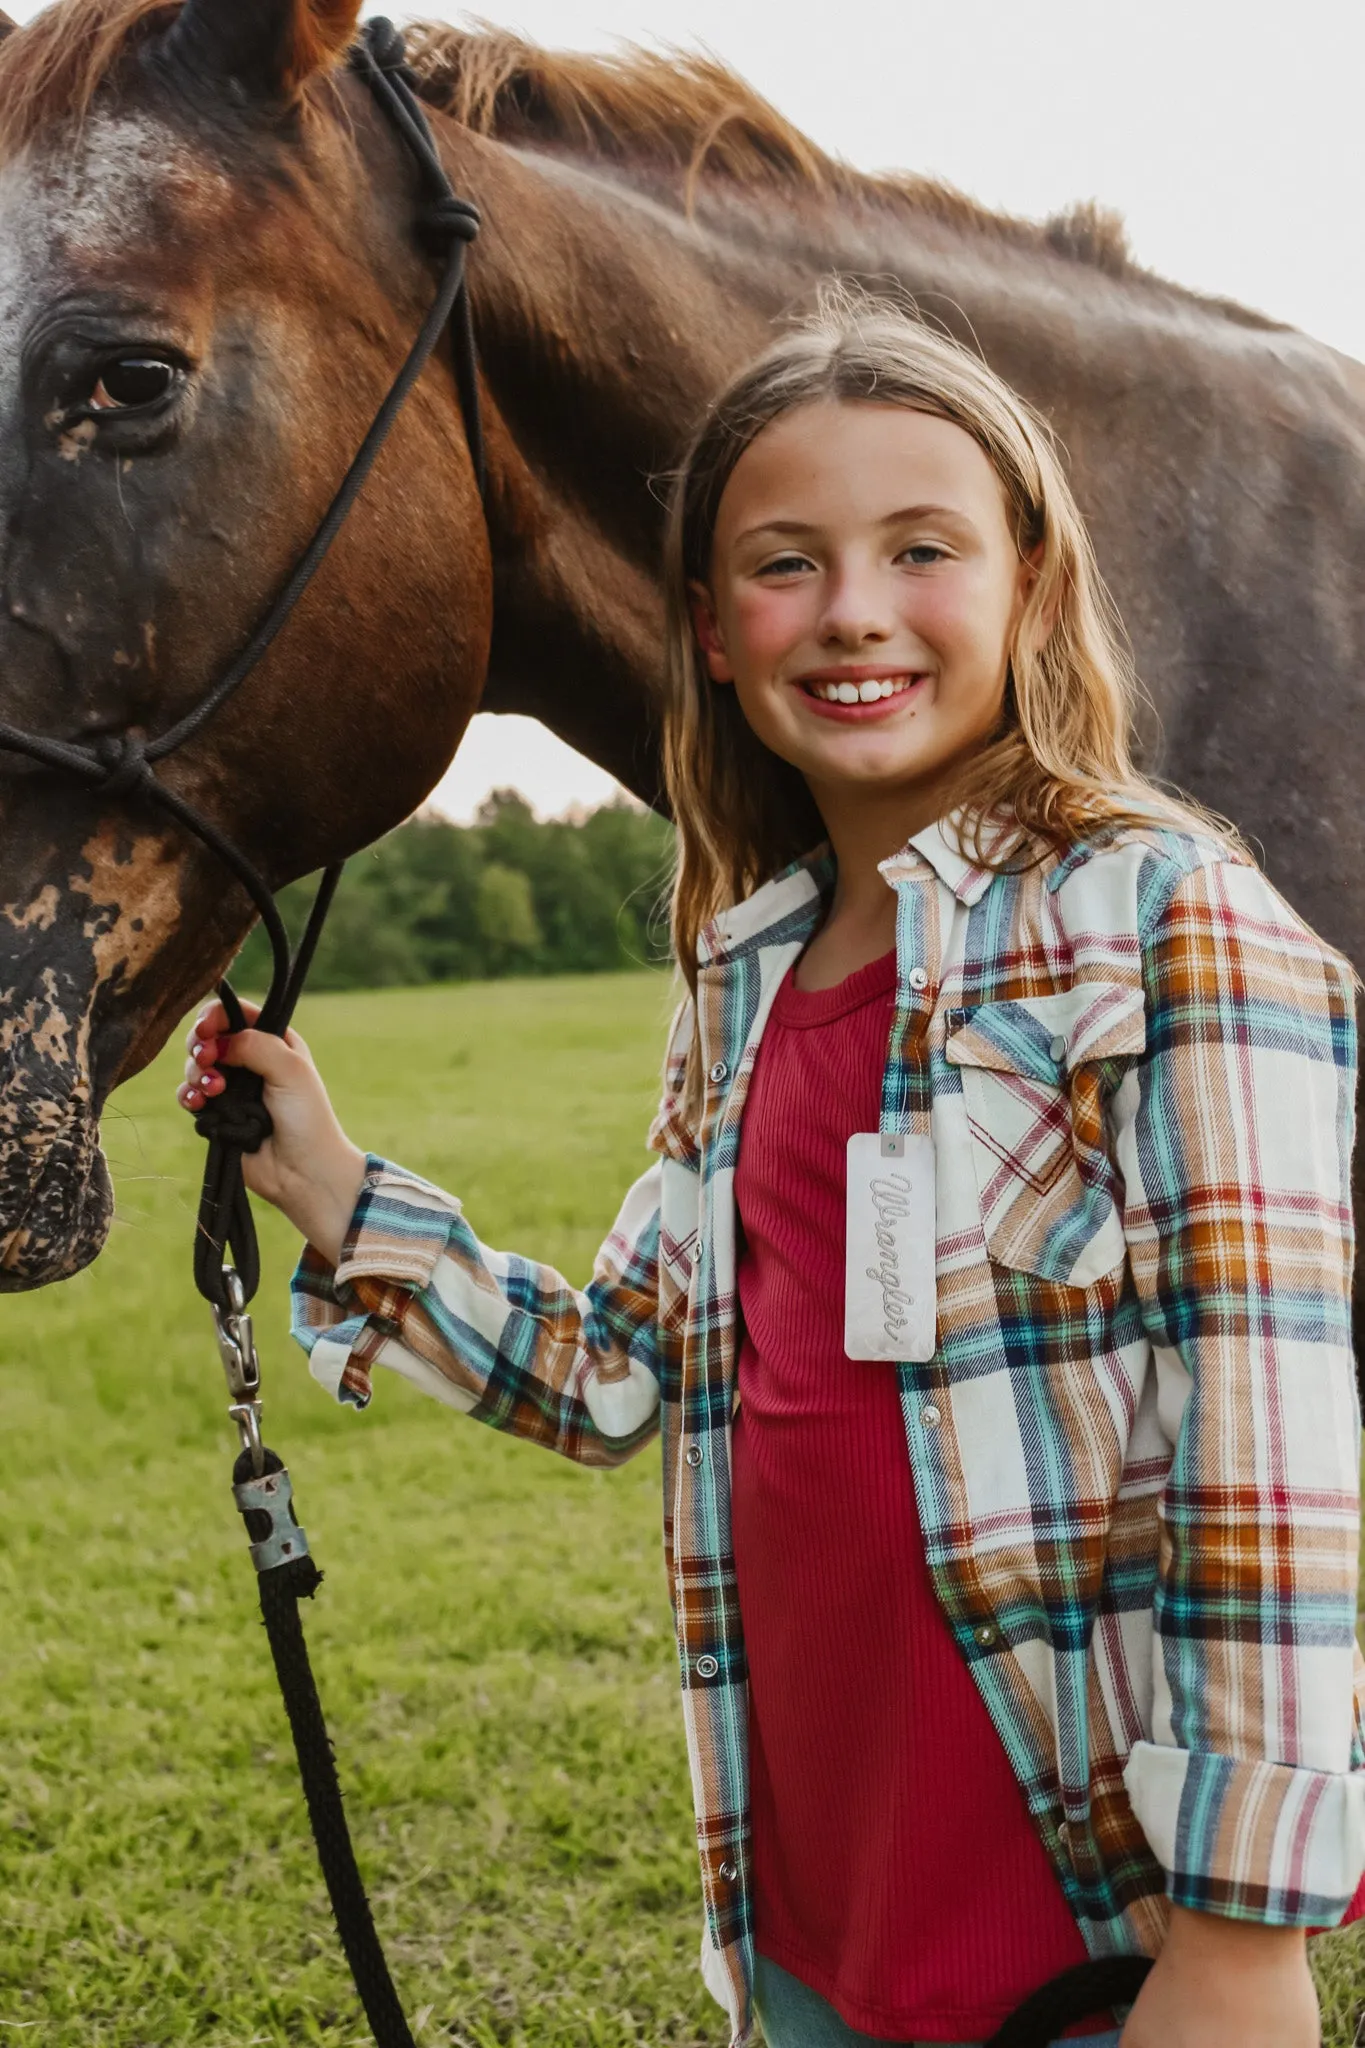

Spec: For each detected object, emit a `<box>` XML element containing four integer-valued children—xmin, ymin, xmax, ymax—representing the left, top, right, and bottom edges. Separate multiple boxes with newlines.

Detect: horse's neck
<box><xmin>440</xmin><ymin>122</ymin><xmax>1334</xmax><ymax>810</ymax></box>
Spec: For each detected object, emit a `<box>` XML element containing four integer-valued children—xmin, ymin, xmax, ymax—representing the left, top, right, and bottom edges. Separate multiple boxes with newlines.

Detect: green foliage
<box><xmin>234</xmin><ymin>794</ymin><xmax>674</xmax><ymax>993</ymax></box>
<box><xmin>1</xmin><ymin>975</ymin><xmax>1362</xmax><ymax>2045</ymax></box>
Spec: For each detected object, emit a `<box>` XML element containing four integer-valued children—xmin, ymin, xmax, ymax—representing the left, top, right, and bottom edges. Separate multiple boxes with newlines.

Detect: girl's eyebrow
<box><xmin>733</xmin><ymin>504</ymin><xmax>978</xmax><ymax>545</ymax></box>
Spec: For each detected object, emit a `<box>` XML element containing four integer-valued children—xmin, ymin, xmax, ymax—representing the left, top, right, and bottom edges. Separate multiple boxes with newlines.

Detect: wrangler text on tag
<box><xmin>844</xmin><ymin>1133</ymin><xmax>937</xmax><ymax>1362</ymax></box>
<box><xmin>868</xmin><ymin>1171</ymin><xmax>915</xmax><ymax>1341</ymax></box>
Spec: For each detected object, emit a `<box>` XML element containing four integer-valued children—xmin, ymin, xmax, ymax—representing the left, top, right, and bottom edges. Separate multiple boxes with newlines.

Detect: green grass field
<box><xmin>1</xmin><ymin>972</ymin><xmax>1362</xmax><ymax>2046</ymax></box>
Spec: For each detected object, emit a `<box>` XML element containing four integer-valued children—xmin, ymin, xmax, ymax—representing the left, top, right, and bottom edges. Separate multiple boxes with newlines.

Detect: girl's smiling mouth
<box><xmin>797</xmin><ymin>668</ymin><xmax>929</xmax><ymax>716</ymax></box>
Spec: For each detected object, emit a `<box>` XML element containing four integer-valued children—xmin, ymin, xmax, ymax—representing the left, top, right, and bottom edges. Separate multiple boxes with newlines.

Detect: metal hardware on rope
<box><xmin>213</xmin><ymin>1263</ymin><xmax>264</xmax><ymax>1473</ymax></box>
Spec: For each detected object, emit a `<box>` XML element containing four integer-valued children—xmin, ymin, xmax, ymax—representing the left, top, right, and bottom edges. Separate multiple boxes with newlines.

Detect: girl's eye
<box><xmin>89</xmin><ymin>356</ymin><xmax>180</xmax><ymax>412</ymax></box>
<box><xmin>899</xmin><ymin>543</ymin><xmax>947</xmax><ymax>567</ymax></box>
<box><xmin>756</xmin><ymin>553</ymin><xmax>814</xmax><ymax>578</ymax></box>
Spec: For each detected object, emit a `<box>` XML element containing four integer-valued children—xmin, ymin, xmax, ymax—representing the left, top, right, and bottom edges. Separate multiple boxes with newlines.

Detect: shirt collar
<box><xmin>880</xmin><ymin>807</ymin><xmax>1026</xmax><ymax>907</ymax></box>
<box><xmin>697</xmin><ymin>844</ymin><xmax>832</xmax><ymax>966</ymax></box>
<box><xmin>695</xmin><ymin>806</ymin><xmax>1028</xmax><ymax>964</ymax></box>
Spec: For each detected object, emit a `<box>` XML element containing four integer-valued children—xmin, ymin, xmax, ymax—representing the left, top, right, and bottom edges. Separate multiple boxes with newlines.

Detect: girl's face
<box><xmin>693</xmin><ymin>398</ymin><xmax>1037</xmax><ymax>825</ymax></box>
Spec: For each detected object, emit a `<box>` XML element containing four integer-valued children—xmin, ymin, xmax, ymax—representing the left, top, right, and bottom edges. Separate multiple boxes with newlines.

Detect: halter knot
<box><xmin>418</xmin><ymin>195</ymin><xmax>481</xmax><ymax>253</ymax></box>
<box><xmin>361</xmin><ymin>16</ymin><xmax>408</xmax><ymax>76</ymax></box>
<box><xmin>95</xmin><ymin>732</ymin><xmax>151</xmax><ymax>802</ymax></box>
<box><xmin>194</xmin><ymin>1087</ymin><xmax>274</xmax><ymax>1155</ymax></box>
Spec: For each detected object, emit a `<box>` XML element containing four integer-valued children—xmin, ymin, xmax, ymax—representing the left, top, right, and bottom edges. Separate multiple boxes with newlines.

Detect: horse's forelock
<box><xmin>0</xmin><ymin>0</ymin><xmax>176</xmax><ymax>155</ymax></box>
<box><xmin>0</xmin><ymin>0</ymin><xmax>364</xmax><ymax>160</ymax></box>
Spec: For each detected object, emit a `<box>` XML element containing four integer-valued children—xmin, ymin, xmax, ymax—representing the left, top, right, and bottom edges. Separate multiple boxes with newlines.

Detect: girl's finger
<box><xmin>192</xmin><ymin>994</ymin><xmax>263</xmax><ymax>1040</ymax></box>
<box><xmin>213</xmin><ymin>1026</ymin><xmax>298</xmax><ymax>1085</ymax></box>
<box><xmin>192</xmin><ymin>1000</ymin><xmax>230</xmax><ymax>1041</ymax></box>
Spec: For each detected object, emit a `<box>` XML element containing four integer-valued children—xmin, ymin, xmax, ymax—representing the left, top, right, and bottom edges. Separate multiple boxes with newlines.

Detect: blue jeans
<box><xmin>753</xmin><ymin>1955</ymin><xmax>1124</xmax><ymax>2048</ymax></box>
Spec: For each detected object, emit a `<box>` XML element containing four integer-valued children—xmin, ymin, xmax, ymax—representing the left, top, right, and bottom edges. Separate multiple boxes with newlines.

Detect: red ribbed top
<box><xmin>732</xmin><ymin>948</ymin><xmax>1103</xmax><ymax>2041</ymax></box>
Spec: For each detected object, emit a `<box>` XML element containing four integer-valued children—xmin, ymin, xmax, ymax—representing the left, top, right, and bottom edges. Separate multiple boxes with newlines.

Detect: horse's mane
<box><xmin>0</xmin><ymin>0</ymin><xmax>1132</xmax><ymax>272</ymax></box>
<box><xmin>403</xmin><ymin>22</ymin><xmax>1134</xmax><ymax>274</ymax></box>
<box><xmin>0</xmin><ymin>0</ymin><xmax>1275</xmax><ymax>319</ymax></box>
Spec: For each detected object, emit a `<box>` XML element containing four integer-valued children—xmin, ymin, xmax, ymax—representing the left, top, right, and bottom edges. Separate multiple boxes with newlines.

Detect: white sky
<box><xmin>12</xmin><ymin>0</ymin><xmax>1363</xmax><ymax>817</ymax></box>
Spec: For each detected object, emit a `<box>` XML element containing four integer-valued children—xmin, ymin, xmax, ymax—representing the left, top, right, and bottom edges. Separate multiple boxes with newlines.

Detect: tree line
<box><xmin>233</xmin><ymin>791</ymin><xmax>674</xmax><ymax>992</ymax></box>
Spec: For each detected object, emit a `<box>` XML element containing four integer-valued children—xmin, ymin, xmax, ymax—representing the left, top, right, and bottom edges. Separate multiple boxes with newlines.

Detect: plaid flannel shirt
<box><xmin>292</xmin><ymin>811</ymin><xmax>1365</xmax><ymax>2045</ymax></box>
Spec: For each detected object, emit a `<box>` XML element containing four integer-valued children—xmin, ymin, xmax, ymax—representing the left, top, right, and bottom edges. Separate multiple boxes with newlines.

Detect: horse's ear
<box><xmin>0</xmin><ymin>11</ymin><xmax>16</xmax><ymax>40</ymax></box>
<box><xmin>168</xmin><ymin>0</ymin><xmax>364</xmax><ymax>101</ymax></box>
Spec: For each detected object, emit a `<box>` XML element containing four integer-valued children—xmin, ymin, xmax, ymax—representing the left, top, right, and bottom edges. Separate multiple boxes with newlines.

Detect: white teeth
<box><xmin>810</xmin><ymin>676</ymin><xmax>916</xmax><ymax>704</ymax></box>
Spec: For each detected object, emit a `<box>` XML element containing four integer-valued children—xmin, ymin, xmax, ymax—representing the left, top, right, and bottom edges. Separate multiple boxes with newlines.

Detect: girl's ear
<box><xmin>688</xmin><ymin>581</ymin><xmax>735</xmax><ymax>684</ymax></box>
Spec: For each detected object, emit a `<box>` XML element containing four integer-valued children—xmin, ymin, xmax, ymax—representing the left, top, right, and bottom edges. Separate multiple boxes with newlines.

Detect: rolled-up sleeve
<box><xmin>290</xmin><ymin>1153</ymin><xmax>663</xmax><ymax>1467</ymax></box>
<box><xmin>1114</xmin><ymin>852</ymin><xmax>1365</xmax><ymax>1924</ymax></box>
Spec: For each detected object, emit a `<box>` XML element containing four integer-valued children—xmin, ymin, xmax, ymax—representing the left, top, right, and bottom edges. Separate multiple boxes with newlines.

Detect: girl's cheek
<box><xmin>727</xmin><ymin>585</ymin><xmax>810</xmax><ymax>671</ymax></box>
<box><xmin>899</xmin><ymin>582</ymin><xmax>989</xmax><ymax>672</ymax></box>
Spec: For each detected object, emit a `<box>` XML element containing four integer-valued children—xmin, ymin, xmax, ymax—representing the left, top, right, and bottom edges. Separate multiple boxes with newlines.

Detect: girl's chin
<box><xmin>799</xmin><ymin>741</ymin><xmax>948</xmax><ymax>795</ymax></box>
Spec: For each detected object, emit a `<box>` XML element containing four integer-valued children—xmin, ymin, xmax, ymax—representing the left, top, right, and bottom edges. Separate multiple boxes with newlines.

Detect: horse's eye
<box><xmin>90</xmin><ymin>356</ymin><xmax>178</xmax><ymax>411</ymax></box>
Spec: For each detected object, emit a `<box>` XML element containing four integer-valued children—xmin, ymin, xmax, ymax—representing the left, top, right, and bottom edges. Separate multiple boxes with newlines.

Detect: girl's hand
<box><xmin>1119</xmin><ymin>1906</ymin><xmax>1319</xmax><ymax>2047</ymax></box>
<box><xmin>178</xmin><ymin>998</ymin><xmax>367</xmax><ymax>1266</ymax></box>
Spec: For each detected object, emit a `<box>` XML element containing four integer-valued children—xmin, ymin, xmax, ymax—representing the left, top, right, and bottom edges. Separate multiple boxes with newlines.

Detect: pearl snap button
<box><xmin>1048</xmin><ymin>1033</ymin><xmax>1067</xmax><ymax>1062</ymax></box>
<box><xmin>921</xmin><ymin>1403</ymin><xmax>941</xmax><ymax>1427</ymax></box>
<box><xmin>718</xmin><ymin>1860</ymin><xmax>738</xmax><ymax>1882</ymax></box>
<box><xmin>695</xmin><ymin>1654</ymin><xmax>719</xmax><ymax>1679</ymax></box>
<box><xmin>686</xmin><ymin>1443</ymin><xmax>704</xmax><ymax>1468</ymax></box>
<box><xmin>708</xmin><ymin>1060</ymin><xmax>728</xmax><ymax>1083</ymax></box>
<box><xmin>974</xmin><ymin>1622</ymin><xmax>999</xmax><ymax>1648</ymax></box>
<box><xmin>907</xmin><ymin>967</ymin><xmax>929</xmax><ymax>991</ymax></box>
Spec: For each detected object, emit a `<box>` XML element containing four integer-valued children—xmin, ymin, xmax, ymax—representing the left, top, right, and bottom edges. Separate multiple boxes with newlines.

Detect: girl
<box><xmin>178</xmin><ymin>300</ymin><xmax>1365</xmax><ymax>2048</ymax></box>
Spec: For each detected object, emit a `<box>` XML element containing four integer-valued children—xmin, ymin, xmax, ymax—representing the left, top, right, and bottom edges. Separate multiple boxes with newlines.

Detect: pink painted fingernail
<box><xmin>191</xmin><ymin>1043</ymin><xmax>204</xmax><ymax>1062</ymax></box>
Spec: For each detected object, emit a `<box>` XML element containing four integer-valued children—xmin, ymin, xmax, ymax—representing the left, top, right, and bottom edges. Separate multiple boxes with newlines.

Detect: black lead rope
<box><xmin>0</xmin><ymin>19</ymin><xmax>1149</xmax><ymax>2043</ymax></box>
<box><xmin>196</xmin><ymin>31</ymin><xmax>482</xmax><ymax>2048</ymax></box>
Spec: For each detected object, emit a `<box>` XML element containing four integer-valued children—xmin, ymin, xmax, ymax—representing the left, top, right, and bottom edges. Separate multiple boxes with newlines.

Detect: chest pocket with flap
<box><xmin>944</xmin><ymin>981</ymin><xmax>1146</xmax><ymax>1290</ymax></box>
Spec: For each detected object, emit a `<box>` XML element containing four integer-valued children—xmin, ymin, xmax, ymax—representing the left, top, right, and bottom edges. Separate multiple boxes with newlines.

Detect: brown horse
<box><xmin>0</xmin><ymin>0</ymin><xmax>1363</xmax><ymax>1297</ymax></box>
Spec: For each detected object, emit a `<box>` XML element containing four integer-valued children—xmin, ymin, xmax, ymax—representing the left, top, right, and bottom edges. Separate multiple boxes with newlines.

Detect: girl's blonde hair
<box><xmin>663</xmin><ymin>291</ymin><xmax>1234</xmax><ymax>1006</ymax></box>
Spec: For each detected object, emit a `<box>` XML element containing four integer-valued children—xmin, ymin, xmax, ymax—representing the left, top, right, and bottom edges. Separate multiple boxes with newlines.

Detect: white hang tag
<box><xmin>845</xmin><ymin>1133</ymin><xmax>937</xmax><ymax>1362</ymax></box>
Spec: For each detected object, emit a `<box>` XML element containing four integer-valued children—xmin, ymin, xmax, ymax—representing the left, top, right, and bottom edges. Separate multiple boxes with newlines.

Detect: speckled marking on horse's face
<box><xmin>0</xmin><ymin>829</ymin><xmax>185</xmax><ymax>1287</ymax></box>
<box><xmin>0</xmin><ymin>113</ymin><xmax>201</xmax><ymax>408</ymax></box>
<box><xmin>0</xmin><ymin>109</ymin><xmax>217</xmax><ymax>1286</ymax></box>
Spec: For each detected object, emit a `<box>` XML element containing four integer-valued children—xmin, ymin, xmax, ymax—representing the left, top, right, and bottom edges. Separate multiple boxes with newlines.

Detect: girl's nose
<box><xmin>816</xmin><ymin>563</ymin><xmax>895</xmax><ymax>648</ymax></box>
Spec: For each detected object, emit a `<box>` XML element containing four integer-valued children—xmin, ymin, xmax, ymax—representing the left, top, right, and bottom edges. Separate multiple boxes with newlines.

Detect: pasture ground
<box><xmin>0</xmin><ymin>973</ymin><xmax>1362</xmax><ymax>2046</ymax></box>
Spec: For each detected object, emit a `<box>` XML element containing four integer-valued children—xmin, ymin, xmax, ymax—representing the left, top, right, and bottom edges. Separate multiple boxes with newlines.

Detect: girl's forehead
<box><xmin>717</xmin><ymin>398</ymin><xmax>1009</xmax><ymax>536</ymax></box>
